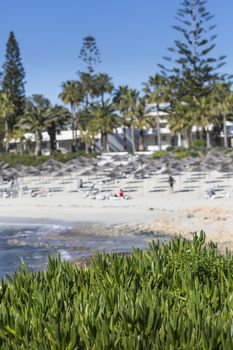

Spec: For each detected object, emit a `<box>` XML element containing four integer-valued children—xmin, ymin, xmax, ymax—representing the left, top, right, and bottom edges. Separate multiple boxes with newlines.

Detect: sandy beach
<box><xmin>0</xmin><ymin>169</ymin><xmax>232</xmax><ymax>252</ymax></box>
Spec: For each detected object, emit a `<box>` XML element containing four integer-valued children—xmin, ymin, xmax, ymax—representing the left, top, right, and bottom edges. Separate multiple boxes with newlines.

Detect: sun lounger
<box><xmin>31</xmin><ymin>188</ymin><xmax>50</xmax><ymax>197</ymax></box>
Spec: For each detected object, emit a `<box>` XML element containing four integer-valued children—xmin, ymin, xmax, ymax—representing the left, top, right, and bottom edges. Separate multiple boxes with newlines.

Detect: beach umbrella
<box><xmin>219</xmin><ymin>162</ymin><xmax>233</xmax><ymax>173</ymax></box>
<box><xmin>43</xmin><ymin>159</ymin><xmax>63</xmax><ymax>169</ymax></box>
<box><xmin>0</xmin><ymin>161</ymin><xmax>10</xmax><ymax>170</ymax></box>
<box><xmin>111</xmin><ymin>154</ymin><xmax>127</xmax><ymax>162</ymax></box>
<box><xmin>61</xmin><ymin>165</ymin><xmax>77</xmax><ymax>174</ymax></box>
<box><xmin>107</xmin><ymin>170</ymin><xmax>124</xmax><ymax>179</ymax></box>
<box><xmin>1</xmin><ymin>168</ymin><xmax>19</xmax><ymax>177</ymax></box>
<box><xmin>80</xmin><ymin>169</ymin><xmax>96</xmax><ymax>176</ymax></box>
<box><xmin>134</xmin><ymin>169</ymin><xmax>150</xmax><ymax>178</ymax></box>
<box><xmin>77</xmin><ymin>156</ymin><xmax>88</xmax><ymax>163</ymax></box>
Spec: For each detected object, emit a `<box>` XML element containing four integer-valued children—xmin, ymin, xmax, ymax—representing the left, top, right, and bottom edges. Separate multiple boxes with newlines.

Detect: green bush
<box><xmin>150</xmin><ymin>150</ymin><xmax>169</xmax><ymax>159</ymax></box>
<box><xmin>192</xmin><ymin>139</ymin><xmax>207</xmax><ymax>149</ymax></box>
<box><xmin>0</xmin><ymin>151</ymin><xmax>98</xmax><ymax>167</ymax></box>
<box><xmin>174</xmin><ymin>149</ymin><xmax>200</xmax><ymax>159</ymax></box>
<box><xmin>151</xmin><ymin>146</ymin><xmax>205</xmax><ymax>160</ymax></box>
<box><xmin>0</xmin><ymin>232</ymin><xmax>232</xmax><ymax>349</ymax></box>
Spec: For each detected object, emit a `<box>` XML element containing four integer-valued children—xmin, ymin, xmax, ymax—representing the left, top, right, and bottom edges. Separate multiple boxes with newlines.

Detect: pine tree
<box><xmin>79</xmin><ymin>36</ymin><xmax>101</xmax><ymax>74</ymax></box>
<box><xmin>160</xmin><ymin>0</ymin><xmax>225</xmax><ymax>98</ymax></box>
<box><xmin>2</xmin><ymin>31</ymin><xmax>26</xmax><ymax>130</ymax></box>
<box><xmin>159</xmin><ymin>0</ymin><xmax>226</xmax><ymax>146</ymax></box>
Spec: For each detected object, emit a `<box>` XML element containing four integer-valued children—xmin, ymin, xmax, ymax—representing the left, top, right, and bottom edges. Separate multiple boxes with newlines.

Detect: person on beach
<box><xmin>77</xmin><ymin>177</ymin><xmax>83</xmax><ymax>189</ymax></box>
<box><xmin>168</xmin><ymin>175</ymin><xmax>175</xmax><ymax>193</ymax></box>
<box><xmin>119</xmin><ymin>189</ymin><xmax>124</xmax><ymax>199</ymax></box>
<box><xmin>206</xmin><ymin>185</ymin><xmax>216</xmax><ymax>199</ymax></box>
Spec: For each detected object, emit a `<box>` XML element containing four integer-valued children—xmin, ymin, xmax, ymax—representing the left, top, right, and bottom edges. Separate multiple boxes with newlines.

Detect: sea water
<box><xmin>0</xmin><ymin>223</ymin><xmax>169</xmax><ymax>277</ymax></box>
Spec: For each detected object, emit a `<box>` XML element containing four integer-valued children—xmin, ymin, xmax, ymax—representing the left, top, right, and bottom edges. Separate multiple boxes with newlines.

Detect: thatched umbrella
<box><xmin>43</xmin><ymin>159</ymin><xmax>63</xmax><ymax>169</ymax></box>
<box><xmin>80</xmin><ymin>169</ymin><xmax>96</xmax><ymax>176</ymax></box>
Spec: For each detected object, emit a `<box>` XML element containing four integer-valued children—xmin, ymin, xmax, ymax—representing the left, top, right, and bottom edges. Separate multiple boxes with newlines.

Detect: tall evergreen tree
<box><xmin>79</xmin><ymin>36</ymin><xmax>101</xmax><ymax>74</ymax></box>
<box><xmin>78</xmin><ymin>36</ymin><xmax>101</xmax><ymax>108</ymax></box>
<box><xmin>1</xmin><ymin>31</ymin><xmax>26</xmax><ymax>130</ymax></box>
<box><xmin>159</xmin><ymin>0</ymin><xmax>226</xmax><ymax>146</ymax></box>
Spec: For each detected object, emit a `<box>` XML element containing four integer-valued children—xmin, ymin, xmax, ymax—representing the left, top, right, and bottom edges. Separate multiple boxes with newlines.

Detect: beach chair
<box><xmin>31</xmin><ymin>188</ymin><xmax>50</xmax><ymax>197</ymax></box>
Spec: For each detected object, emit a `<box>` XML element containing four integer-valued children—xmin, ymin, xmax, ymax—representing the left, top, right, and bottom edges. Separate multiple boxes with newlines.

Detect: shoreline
<box><xmin>0</xmin><ymin>169</ymin><xmax>232</xmax><ymax>252</ymax></box>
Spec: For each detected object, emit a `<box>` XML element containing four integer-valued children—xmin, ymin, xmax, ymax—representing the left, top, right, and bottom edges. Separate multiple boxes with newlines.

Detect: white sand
<box><xmin>0</xmin><ymin>170</ymin><xmax>233</xmax><ymax>250</ymax></box>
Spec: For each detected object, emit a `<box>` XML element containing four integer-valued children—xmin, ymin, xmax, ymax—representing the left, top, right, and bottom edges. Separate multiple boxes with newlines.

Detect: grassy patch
<box><xmin>0</xmin><ymin>151</ymin><xmax>99</xmax><ymax>167</ymax></box>
<box><xmin>151</xmin><ymin>146</ymin><xmax>205</xmax><ymax>160</ymax></box>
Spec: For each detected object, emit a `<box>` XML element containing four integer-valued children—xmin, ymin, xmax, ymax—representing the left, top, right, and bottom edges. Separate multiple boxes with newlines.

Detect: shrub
<box><xmin>0</xmin><ymin>233</ymin><xmax>232</xmax><ymax>349</ymax></box>
<box><xmin>0</xmin><ymin>151</ymin><xmax>98</xmax><ymax>167</ymax></box>
<box><xmin>150</xmin><ymin>150</ymin><xmax>169</xmax><ymax>159</ymax></box>
<box><xmin>192</xmin><ymin>139</ymin><xmax>207</xmax><ymax>149</ymax></box>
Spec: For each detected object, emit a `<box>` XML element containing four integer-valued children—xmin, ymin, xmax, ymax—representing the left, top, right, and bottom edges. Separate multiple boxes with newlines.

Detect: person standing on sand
<box><xmin>168</xmin><ymin>175</ymin><xmax>175</xmax><ymax>193</ymax></box>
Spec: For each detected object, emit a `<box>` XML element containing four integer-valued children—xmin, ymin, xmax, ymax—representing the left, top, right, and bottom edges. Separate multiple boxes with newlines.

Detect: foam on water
<box><xmin>58</xmin><ymin>249</ymin><xmax>72</xmax><ymax>261</ymax></box>
<box><xmin>0</xmin><ymin>223</ymin><xmax>70</xmax><ymax>277</ymax></box>
<box><xmin>0</xmin><ymin>222</ymin><xmax>169</xmax><ymax>277</ymax></box>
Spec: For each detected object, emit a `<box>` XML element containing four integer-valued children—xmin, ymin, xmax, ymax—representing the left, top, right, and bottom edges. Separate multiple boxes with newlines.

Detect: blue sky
<box><xmin>0</xmin><ymin>0</ymin><xmax>232</xmax><ymax>104</ymax></box>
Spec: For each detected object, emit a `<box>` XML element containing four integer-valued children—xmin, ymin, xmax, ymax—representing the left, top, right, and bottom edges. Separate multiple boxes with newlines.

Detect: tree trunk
<box><xmin>177</xmin><ymin>133</ymin><xmax>183</xmax><ymax>147</ymax></box>
<box><xmin>85</xmin><ymin>141</ymin><xmax>89</xmax><ymax>154</ymax></box>
<box><xmin>4</xmin><ymin>120</ymin><xmax>9</xmax><ymax>153</ymax></box>
<box><xmin>123</xmin><ymin>126</ymin><xmax>127</xmax><ymax>151</ymax></box>
<box><xmin>196</xmin><ymin>129</ymin><xmax>200</xmax><ymax>140</ymax></box>
<box><xmin>71</xmin><ymin>105</ymin><xmax>76</xmax><ymax>152</ymax></box>
<box><xmin>101</xmin><ymin>132</ymin><xmax>104</xmax><ymax>151</ymax></box>
<box><xmin>223</xmin><ymin>113</ymin><xmax>228</xmax><ymax>147</ymax></box>
<box><xmin>131</xmin><ymin>122</ymin><xmax>136</xmax><ymax>154</ymax></box>
<box><xmin>206</xmin><ymin>129</ymin><xmax>211</xmax><ymax>148</ymax></box>
<box><xmin>74</xmin><ymin>116</ymin><xmax>78</xmax><ymax>149</ymax></box>
<box><xmin>156</xmin><ymin>110</ymin><xmax>161</xmax><ymax>150</ymax></box>
<box><xmin>200</xmin><ymin>127</ymin><xmax>206</xmax><ymax>141</ymax></box>
<box><xmin>47</xmin><ymin>124</ymin><xmax>57</xmax><ymax>153</ymax></box>
<box><xmin>103</xmin><ymin>133</ymin><xmax>109</xmax><ymax>153</ymax></box>
<box><xmin>185</xmin><ymin>129</ymin><xmax>192</xmax><ymax>148</ymax></box>
<box><xmin>35</xmin><ymin>133</ymin><xmax>42</xmax><ymax>156</ymax></box>
<box><xmin>139</xmin><ymin>128</ymin><xmax>144</xmax><ymax>151</ymax></box>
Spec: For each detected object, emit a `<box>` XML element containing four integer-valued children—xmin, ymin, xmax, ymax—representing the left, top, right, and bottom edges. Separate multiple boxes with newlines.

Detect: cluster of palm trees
<box><xmin>59</xmin><ymin>72</ymin><xmax>154</xmax><ymax>154</ymax></box>
<box><xmin>0</xmin><ymin>72</ymin><xmax>233</xmax><ymax>156</ymax></box>
<box><xmin>58</xmin><ymin>71</ymin><xmax>177</xmax><ymax>154</ymax></box>
<box><xmin>58</xmin><ymin>72</ymin><xmax>233</xmax><ymax>153</ymax></box>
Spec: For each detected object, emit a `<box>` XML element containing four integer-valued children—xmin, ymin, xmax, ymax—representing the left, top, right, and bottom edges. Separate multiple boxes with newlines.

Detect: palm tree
<box><xmin>121</xmin><ymin>88</ymin><xmax>139</xmax><ymax>153</ymax></box>
<box><xmin>26</xmin><ymin>94</ymin><xmax>50</xmax><ymax>110</ymax></box>
<box><xmin>143</xmin><ymin>74</ymin><xmax>168</xmax><ymax>150</ymax></box>
<box><xmin>194</xmin><ymin>95</ymin><xmax>219</xmax><ymax>148</ymax></box>
<box><xmin>45</xmin><ymin>105</ymin><xmax>70</xmax><ymax>152</ymax></box>
<box><xmin>90</xmin><ymin>100</ymin><xmax>119</xmax><ymax>152</ymax></box>
<box><xmin>17</xmin><ymin>107</ymin><xmax>47</xmax><ymax>156</ymax></box>
<box><xmin>167</xmin><ymin>101</ymin><xmax>194</xmax><ymax>148</ymax></box>
<box><xmin>77</xmin><ymin>108</ymin><xmax>96</xmax><ymax>154</ymax></box>
<box><xmin>134</xmin><ymin>97</ymin><xmax>152</xmax><ymax>151</ymax></box>
<box><xmin>113</xmin><ymin>85</ymin><xmax>131</xmax><ymax>151</ymax></box>
<box><xmin>59</xmin><ymin>80</ymin><xmax>83</xmax><ymax>150</ymax></box>
<box><xmin>18</xmin><ymin>94</ymin><xmax>70</xmax><ymax>155</ymax></box>
<box><xmin>0</xmin><ymin>91</ymin><xmax>14</xmax><ymax>152</ymax></box>
<box><xmin>78</xmin><ymin>72</ymin><xmax>95</xmax><ymax>107</ymax></box>
<box><xmin>212</xmin><ymin>82</ymin><xmax>233</xmax><ymax>147</ymax></box>
<box><xmin>94</xmin><ymin>73</ymin><xmax>114</xmax><ymax>106</ymax></box>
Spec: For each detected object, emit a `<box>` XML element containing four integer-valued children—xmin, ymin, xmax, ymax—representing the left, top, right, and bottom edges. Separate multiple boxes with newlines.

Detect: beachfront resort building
<box><xmin>9</xmin><ymin>106</ymin><xmax>175</xmax><ymax>154</ymax></box>
<box><xmin>8</xmin><ymin>104</ymin><xmax>232</xmax><ymax>153</ymax></box>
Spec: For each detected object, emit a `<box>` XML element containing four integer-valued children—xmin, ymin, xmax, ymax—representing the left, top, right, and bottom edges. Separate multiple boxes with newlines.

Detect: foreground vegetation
<box><xmin>0</xmin><ymin>233</ymin><xmax>232</xmax><ymax>349</ymax></box>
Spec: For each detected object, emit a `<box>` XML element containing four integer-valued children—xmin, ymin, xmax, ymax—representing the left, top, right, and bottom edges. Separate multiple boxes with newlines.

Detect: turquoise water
<box><xmin>0</xmin><ymin>223</ymin><xmax>169</xmax><ymax>277</ymax></box>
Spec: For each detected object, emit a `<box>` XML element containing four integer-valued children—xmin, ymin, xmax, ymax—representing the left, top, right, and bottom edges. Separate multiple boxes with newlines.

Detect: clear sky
<box><xmin>0</xmin><ymin>0</ymin><xmax>232</xmax><ymax>105</ymax></box>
